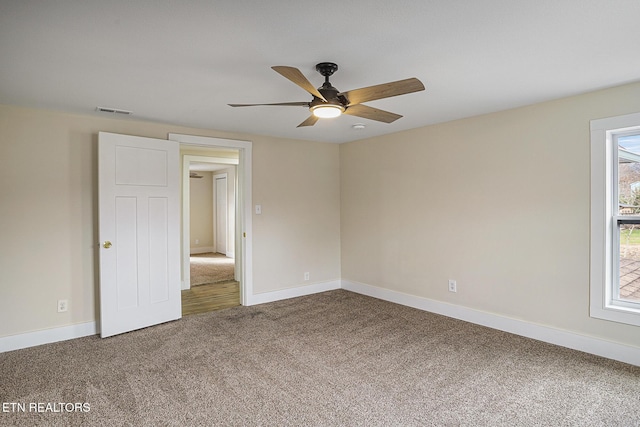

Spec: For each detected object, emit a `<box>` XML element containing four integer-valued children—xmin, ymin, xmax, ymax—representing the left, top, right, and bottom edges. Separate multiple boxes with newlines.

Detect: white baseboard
<box><xmin>4</xmin><ymin>280</ymin><xmax>638</xmax><ymax>367</ymax></box>
<box><xmin>341</xmin><ymin>279</ymin><xmax>640</xmax><ymax>367</ymax></box>
<box><xmin>0</xmin><ymin>321</ymin><xmax>98</xmax><ymax>353</ymax></box>
<box><xmin>0</xmin><ymin>281</ymin><xmax>341</xmax><ymax>353</ymax></box>
<box><xmin>190</xmin><ymin>246</ymin><xmax>214</xmax><ymax>254</ymax></box>
<box><xmin>247</xmin><ymin>280</ymin><xmax>341</xmax><ymax>306</ymax></box>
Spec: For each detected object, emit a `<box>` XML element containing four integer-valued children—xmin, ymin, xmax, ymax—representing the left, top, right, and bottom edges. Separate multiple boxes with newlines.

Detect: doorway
<box><xmin>189</xmin><ymin>168</ymin><xmax>235</xmax><ymax>284</ymax></box>
<box><xmin>170</xmin><ymin>133</ymin><xmax>253</xmax><ymax>308</ymax></box>
<box><xmin>182</xmin><ymin>156</ymin><xmax>238</xmax><ymax>315</ymax></box>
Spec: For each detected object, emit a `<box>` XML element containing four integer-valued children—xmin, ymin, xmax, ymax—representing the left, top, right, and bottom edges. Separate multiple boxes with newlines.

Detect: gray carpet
<box><xmin>1</xmin><ymin>290</ymin><xmax>639</xmax><ymax>426</ymax></box>
<box><xmin>190</xmin><ymin>252</ymin><xmax>235</xmax><ymax>286</ymax></box>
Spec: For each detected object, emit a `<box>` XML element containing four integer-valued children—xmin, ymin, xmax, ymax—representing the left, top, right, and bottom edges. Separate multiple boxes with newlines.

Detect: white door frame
<box><xmin>171</xmin><ymin>134</ymin><xmax>253</xmax><ymax>306</ymax></box>
<box><xmin>214</xmin><ymin>172</ymin><xmax>229</xmax><ymax>256</ymax></box>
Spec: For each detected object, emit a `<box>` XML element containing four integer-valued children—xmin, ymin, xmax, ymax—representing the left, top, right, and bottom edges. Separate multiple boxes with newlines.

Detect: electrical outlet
<box><xmin>195</xmin><ymin>239</ymin><xmax>199</xmax><ymax>245</ymax></box>
<box><xmin>448</xmin><ymin>280</ymin><xmax>457</xmax><ymax>293</ymax></box>
<box><xmin>57</xmin><ymin>299</ymin><xmax>68</xmax><ymax>313</ymax></box>
<box><xmin>304</xmin><ymin>272</ymin><xmax>310</xmax><ymax>281</ymax></box>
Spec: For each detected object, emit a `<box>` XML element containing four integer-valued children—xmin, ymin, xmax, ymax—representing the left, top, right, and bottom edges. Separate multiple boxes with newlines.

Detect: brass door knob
<box><xmin>103</xmin><ymin>241</ymin><xmax>112</xmax><ymax>249</ymax></box>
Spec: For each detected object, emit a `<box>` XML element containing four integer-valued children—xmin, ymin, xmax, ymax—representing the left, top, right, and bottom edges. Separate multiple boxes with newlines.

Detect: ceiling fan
<box><xmin>228</xmin><ymin>62</ymin><xmax>425</xmax><ymax>128</ymax></box>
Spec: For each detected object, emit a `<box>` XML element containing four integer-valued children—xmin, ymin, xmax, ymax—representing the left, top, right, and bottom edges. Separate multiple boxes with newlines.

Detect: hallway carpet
<box><xmin>190</xmin><ymin>252</ymin><xmax>234</xmax><ymax>285</ymax></box>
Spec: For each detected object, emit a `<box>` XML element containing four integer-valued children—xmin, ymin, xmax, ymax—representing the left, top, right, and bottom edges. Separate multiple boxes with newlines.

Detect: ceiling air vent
<box><xmin>95</xmin><ymin>106</ymin><xmax>133</xmax><ymax>115</ymax></box>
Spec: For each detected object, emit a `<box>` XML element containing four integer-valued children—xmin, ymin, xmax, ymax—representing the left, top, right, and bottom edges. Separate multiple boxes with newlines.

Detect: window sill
<box><xmin>591</xmin><ymin>303</ymin><xmax>640</xmax><ymax>327</ymax></box>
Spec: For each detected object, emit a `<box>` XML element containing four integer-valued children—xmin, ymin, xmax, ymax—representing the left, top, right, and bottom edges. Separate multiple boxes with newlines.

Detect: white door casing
<box><xmin>98</xmin><ymin>132</ymin><xmax>181</xmax><ymax>338</ymax></box>
<box><xmin>215</xmin><ymin>174</ymin><xmax>228</xmax><ymax>255</ymax></box>
<box><xmin>170</xmin><ymin>133</ymin><xmax>252</xmax><ymax>305</ymax></box>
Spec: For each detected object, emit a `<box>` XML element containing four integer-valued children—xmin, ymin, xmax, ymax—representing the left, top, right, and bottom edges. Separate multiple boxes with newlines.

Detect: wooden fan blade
<box><xmin>340</xmin><ymin>78</ymin><xmax>425</xmax><ymax>106</ymax></box>
<box><xmin>272</xmin><ymin>66</ymin><xmax>327</xmax><ymax>102</ymax></box>
<box><xmin>228</xmin><ymin>102</ymin><xmax>309</xmax><ymax>107</ymax></box>
<box><xmin>297</xmin><ymin>115</ymin><xmax>319</xmax><ymax>128</ymax></box>
<box><xmin>343</xmin><ymin>104</ymin><xmax>402</xmax><ymax>123</ymax></box>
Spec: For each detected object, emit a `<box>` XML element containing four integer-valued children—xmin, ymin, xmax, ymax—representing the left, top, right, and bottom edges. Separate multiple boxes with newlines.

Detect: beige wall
<box><xmin>0</xmin><ymin>105</ymin><xmax>341</xmax><ymax>338</ymax></box>
<box><xmin>340</xmin><ymin>81</ymin><xmax>640</xmax><ymax>349</ymax></box>
<box><xmin>3</xmin><ymin>81</ymin><xmax>639</xmax><ymax>349</ymax></box>
<box><xmin>189</xmin><ymin>171</ymin><xmax>213</xmax><ymax>252</ymax></box>
<box><xmin>252</xmin><ymin>136</ymin><xmax>341</xmax><ymax>293</ymax></box>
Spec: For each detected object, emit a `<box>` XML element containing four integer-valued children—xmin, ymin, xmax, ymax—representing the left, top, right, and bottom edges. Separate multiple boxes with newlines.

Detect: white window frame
<box><xmin>590</xmin><ymin>112</ymin><xmax>640</xmax><ymax>326</ymax></box>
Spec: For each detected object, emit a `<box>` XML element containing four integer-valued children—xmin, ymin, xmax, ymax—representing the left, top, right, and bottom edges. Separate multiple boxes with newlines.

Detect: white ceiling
<box><xmin>1</xmin><ymin>1</ymin><xmax>639</xmax><ymax>144</ymax></box>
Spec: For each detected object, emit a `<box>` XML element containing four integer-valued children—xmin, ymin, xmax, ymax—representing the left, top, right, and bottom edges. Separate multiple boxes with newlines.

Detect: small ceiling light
<box><xmin>352</xmin><ymin>123</ymin><xmax>365</xmax><ymax>130</ymax></box>
<box><xmin>311</xmin><ymin>104</ymin><xmax>344</xmax><ymax>118</ymax></box>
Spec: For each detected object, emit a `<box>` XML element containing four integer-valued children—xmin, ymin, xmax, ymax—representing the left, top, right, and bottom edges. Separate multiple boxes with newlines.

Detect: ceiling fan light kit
<box><xmin>229</xmin><ymin>62</ymin><xmax>425</xmax><ymax>128</ymax></box>
<box><xmin>311</xmin><ymin>104</ymin><xmax>344</xmax><ymax>118</ymax></box>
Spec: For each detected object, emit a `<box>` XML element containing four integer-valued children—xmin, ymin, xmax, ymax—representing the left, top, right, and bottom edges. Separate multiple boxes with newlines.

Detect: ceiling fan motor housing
<box><xmin>311</xmin><ymin>87</ymin><xmax>346</xmax><ymax>107</ymax></box>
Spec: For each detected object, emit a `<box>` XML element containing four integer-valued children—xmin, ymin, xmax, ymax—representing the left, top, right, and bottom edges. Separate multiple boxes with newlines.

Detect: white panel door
<box><xmin>98</xmin><ymin>132</ymin><xmax>181</xmax><ymax>338</ymax></box>
<box><xmin>215</xmin><ymin>176</ymin><xmax>228</xmax><ymax>255</ymax></box>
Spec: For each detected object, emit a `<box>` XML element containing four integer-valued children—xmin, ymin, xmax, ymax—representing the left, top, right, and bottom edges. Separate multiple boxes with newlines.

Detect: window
<box><xmin>591</xmin><ymin>112</ymin><xmax>640</xmax><ymax>326</ymax></box>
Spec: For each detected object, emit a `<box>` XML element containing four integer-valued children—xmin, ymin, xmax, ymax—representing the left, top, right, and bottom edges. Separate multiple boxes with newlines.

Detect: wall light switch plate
<box><xmin>255</xmin><ymin>205</ymin><xmax>262</xmax><ymax>215</ymax></box>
